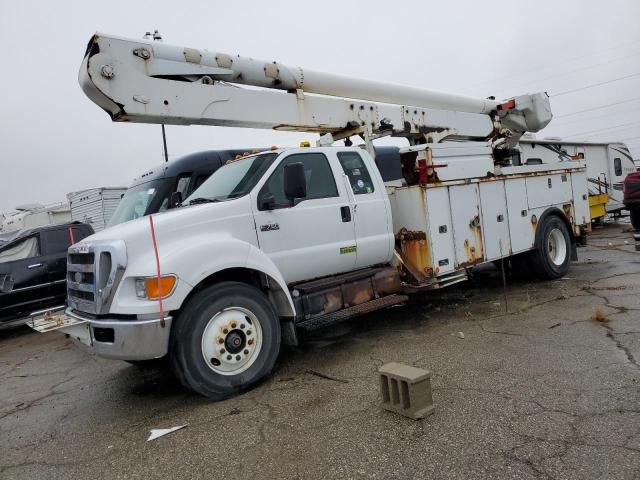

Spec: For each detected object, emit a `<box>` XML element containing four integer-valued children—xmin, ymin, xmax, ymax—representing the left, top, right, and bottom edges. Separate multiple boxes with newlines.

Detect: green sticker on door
<box><xmin>340</xmin><ymin>245</ymin><xmax>357</xmax><ymax>255</ymax></box>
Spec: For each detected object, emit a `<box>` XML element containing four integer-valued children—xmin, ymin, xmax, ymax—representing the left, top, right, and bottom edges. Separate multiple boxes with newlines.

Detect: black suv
<box><xmin>0</xmin><ymin>222</ymin><xmax>94</xmax><ymax>323</ymax></box>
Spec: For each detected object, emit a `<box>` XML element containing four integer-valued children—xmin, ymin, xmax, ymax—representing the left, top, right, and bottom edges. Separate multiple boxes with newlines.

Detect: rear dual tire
<box><xmin>170</xmin><ymin>281</ymin><xmax>281</xmax><ymax>400</ymax></box>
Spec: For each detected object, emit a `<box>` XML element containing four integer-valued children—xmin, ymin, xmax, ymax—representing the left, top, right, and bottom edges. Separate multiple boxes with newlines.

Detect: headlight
<box><xmin>135</xmin><ymin>275</ymin><xmax>177</xmax><ymax>300</ymax></box>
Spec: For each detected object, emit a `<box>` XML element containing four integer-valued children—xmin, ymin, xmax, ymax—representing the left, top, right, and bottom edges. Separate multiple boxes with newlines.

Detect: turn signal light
<box><xmin>136</xmin><ymin>275</ymin><xmax>176</xmax><ymax>299</ymax></box>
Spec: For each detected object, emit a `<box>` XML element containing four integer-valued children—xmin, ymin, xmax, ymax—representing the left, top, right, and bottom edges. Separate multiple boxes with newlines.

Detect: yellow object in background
<box><xmin>589</xmin><ymin>193</ymin><xmax>608</xmax><ymax>222</ymax></box>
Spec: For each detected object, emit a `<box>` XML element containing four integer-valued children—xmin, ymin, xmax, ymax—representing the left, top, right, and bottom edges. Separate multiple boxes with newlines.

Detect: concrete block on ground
<box><xmin>379</xmin><ymin>362</ymin><xmax>435</xmax><ymax>420</ymax></box>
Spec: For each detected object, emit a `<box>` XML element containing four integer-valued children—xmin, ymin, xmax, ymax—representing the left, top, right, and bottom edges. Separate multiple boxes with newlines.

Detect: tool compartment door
<box><xmin>505</xmin><ymin>178</ymin><xmax>533</xmax><ymax>253</ymax></box>
<box><xmin>479</xmin><ymin>181</ymin><xmax>511</xmax><ymax>261</ymax></box>
<box><xmin>448</xmin><ymin>184</ymin><xmax>484</xmax><ymax>268</ymax></box>
<box><xmin>571</xmin><ymin>170</ymin><xmax>590</xmax><ymax>226</ymax></box>
<box><xmin>526</xmin><ymin>173</ymin><xmax>573</xmax><ymax>209</ymax></box>
<box><xmin>425</xmin><ymin>187</ymin><xmax>455</xmax><ymax>274</ymax></box>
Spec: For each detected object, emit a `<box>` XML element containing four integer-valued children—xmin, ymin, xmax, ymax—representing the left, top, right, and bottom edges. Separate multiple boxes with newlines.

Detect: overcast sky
<box><xmin>1</xmin><ymin>0</ymin><xmax>639</xmax><ymax>213</ymax></box>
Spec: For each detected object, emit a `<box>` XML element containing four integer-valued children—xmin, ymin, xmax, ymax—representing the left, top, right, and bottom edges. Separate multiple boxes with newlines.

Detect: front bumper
<box><xmin>64</xmin><ymin>308</ymin><xmax>173</xmax><ymax>361</ymax></box>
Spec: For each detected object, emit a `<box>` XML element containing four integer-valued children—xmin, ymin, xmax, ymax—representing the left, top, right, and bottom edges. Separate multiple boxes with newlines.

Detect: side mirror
<box><xmin>258</xmin><ymin>192</ymin><xmax>276</xmax><ymax>210</ymax></box>
<box><xmin>169</xmin><ymin>191</ymin><xmax>183</xmax><ymax>209</ymax></box>
<box><xmin>283</xmin><ymin>162</ymin><xmax>306</xmax><ymax>204</ymax></box>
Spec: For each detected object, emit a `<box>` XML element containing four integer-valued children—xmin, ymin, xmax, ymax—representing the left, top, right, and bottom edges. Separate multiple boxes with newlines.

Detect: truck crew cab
<box><xmin>33</xmin><ymin>33</ymin><xmax>590</xmax><ymax>399</ymax></box>
<box><xmin>0</xmin><ymin>222</ymin><xmax>93</xmax><ymax>324</ymax></box>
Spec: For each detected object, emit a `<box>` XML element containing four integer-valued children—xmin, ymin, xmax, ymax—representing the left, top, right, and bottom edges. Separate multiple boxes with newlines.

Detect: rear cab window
<box><xmin>338</xmin><ymin>151</ymin><xmax>375</xmax><ymax>195</ymax></box>
<box><xmin>42</xmin><ymin>229</ymin><xmax>74</xmax><ymax>255</ymax></box>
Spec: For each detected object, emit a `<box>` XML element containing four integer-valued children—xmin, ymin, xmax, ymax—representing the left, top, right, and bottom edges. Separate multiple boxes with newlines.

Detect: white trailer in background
<box><xmin>67</xmin><ymin>188</ymin><xmax>127</xmax><ymax>232</ymax></box>
<box><xmin>518</xmin><ymin>137</ymin><xmax>635</xmax><ymax>214</ymax></box>
<box><xmin>1</xmin><ymin>203</ymin><xmax>71</xmax><ymax>232</ymax></box>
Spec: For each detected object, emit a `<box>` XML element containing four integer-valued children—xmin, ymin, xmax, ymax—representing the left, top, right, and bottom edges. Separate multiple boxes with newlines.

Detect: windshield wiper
<box><xmin>187</xmin><ymin>197</ymin><xmax>220</xmax><ymax>205</ymax></box>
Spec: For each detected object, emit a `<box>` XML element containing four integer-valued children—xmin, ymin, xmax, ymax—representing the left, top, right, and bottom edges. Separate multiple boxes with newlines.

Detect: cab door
<box><xmin>41</xmin><ymin>227</ymin><xmax>76</xmax><ymax>297</ymax></box>
<box><xmin>252</xmin><ymin>151</ymin><xmax>356</xmax><ymax>284</ymax></box>
<box><xmin>0</xmin><ymin>235</ymin><xmax>50</xmax><ymax>315</ymax></box>
<box><xmin>336</xmin><ymin>150</ymin><xmax>393</xmax><ymax>268</ymax></box>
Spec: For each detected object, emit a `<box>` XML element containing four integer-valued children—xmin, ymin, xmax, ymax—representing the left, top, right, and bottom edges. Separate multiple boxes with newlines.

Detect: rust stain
<box><xmin>323</xmin><ymin>290</ymin><xmax>343</xmax><ymax>313</ymax></box>
<box><xmin>396</xmin><ymin>228</ymin><xmax>433</xmax><ymax>279</ymax></box>
<box><xmin>343</xmin><ymin>279</ymin><xmax>374</xmax><ymax>307</ymax></box>
<box><xmin>461</xmin><ymin>213</ymin><xmax>485</xmax><ymax>266</ymax></box>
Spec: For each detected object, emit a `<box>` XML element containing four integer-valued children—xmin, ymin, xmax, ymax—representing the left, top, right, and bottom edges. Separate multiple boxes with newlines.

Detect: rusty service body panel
<box><xmin>388</xmin><ymin>159</ymin><xmax>589</xmax><ymax>287</ymax></box>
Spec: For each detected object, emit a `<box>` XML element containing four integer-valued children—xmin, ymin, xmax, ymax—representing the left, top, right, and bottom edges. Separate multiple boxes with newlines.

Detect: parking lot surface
<box><xmin>1</xmin><ymin>223</ymin><xmax>639</xmax><ymax>479</ymax></box>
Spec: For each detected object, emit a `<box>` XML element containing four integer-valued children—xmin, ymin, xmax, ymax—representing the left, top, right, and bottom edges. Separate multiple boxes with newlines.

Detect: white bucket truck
<box><xmin>33</xmin><ymin>33</ymin><xmax>589</xmax><ymax>399</ymax></box>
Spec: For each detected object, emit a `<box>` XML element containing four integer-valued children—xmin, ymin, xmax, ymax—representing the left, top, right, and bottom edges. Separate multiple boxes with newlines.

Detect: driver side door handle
<box><xmin>340</xmin><ymin>206</ymin><xmax>351</xmax><ymax>223</ymax></box>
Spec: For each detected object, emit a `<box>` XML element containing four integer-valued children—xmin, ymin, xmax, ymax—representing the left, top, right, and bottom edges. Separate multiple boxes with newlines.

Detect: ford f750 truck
<box><xmin>32</xmin><ymin>33</ymin><xmax>590</xmax><ymax>399</ymax></box>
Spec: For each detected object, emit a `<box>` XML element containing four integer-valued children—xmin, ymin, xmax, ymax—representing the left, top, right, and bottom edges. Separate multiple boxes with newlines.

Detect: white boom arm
<box><xmin>80</xmin><ymin>33</ymin><xmax>552</xmax><ymax>143</ymax></box>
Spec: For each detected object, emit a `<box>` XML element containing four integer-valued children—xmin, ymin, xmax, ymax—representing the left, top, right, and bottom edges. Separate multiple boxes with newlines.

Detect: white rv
<box><xmin>518</xmin><ymin>138</ymin><xmax>635</xmax><ymax>214</ymax></box>
<box><xmin>1</xmin><ymin>203</ymin><xmax>72</xmax><ymax>232</ymax></box>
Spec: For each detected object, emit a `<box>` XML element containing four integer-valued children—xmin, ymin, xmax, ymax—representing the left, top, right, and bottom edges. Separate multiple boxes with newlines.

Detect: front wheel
<box><xmin>531</xmin><ymin>215</ymin><xmax>572</xmax><ymax>280</ymax></box>
<box><xmin>170</xmin><ymin>281</ymin><xmax>281</xmax><ymax>400</ymax></box>
<box><xmin>630</xmin><ymin>207</ymin><xmax>640</xmax><ymax>230</ymax></box>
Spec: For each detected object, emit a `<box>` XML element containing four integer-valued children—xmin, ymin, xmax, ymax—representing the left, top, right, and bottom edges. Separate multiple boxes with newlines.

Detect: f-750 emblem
<box><xmin>260</xmin><ymin>223</ymin><xmax>280</xmax><ymax>232</ymax></box>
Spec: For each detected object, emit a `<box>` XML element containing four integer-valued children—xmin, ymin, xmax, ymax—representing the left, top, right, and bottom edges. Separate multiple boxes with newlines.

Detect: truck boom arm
<box><xmin>80</xmin><ymin>33</ymin><xmax>552</xmax><ymax>143</ymax></box>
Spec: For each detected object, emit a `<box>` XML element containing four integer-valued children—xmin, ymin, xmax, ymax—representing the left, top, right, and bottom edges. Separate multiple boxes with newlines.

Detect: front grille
<box><xmin>68</xmin><ymin>271</ymin><xmax>95</xmax><ymax>284</ymax></box>
<box><xmin>69</xmin><ymin>253</ymin><xmax>95</xmax><ymax>264</ymax></box>
<box><xmin>67</xmin><ymin>241</ymin><xmax>126</xmax><ymax>315</ymax></box>
<box><xmin>68</xmin><ymin>288</ymin><xmax>94</xmax><ymax>302</ymax></box>
<box><xmin>67</xmin><ymin>251</ymin><xmax>97</xmax><ymax>311</ymax></box>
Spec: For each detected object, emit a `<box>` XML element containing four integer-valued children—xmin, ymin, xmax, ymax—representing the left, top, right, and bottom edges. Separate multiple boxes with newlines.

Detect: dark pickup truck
<box><xmin>0</xmin><ymin>222</ymin><xmax>93</xmax><ymax>323</ymax></box>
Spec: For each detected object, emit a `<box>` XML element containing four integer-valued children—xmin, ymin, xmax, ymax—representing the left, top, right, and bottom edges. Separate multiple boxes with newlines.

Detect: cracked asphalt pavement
<box><xmin>1</xmin><ymin>223</ymin><xmax>639</xmax><ymax>479</ymax></box>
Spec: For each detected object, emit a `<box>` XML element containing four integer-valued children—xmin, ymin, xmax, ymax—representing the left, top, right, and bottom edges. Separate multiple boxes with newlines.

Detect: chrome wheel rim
<box><xmin>547</xmin><ymin>228</ymin><xmax>567</xmax><ymax>266</ymax></box>
<box><xmin>201</xmin><ymin>307</ymin><xmax>263</xmax><ymax>375</ymax></box>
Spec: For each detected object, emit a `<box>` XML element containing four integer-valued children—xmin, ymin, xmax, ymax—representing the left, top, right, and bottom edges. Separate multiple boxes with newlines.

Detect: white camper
<box><xmin>1</xmin><ymin>203</ymin><xmax>71</xmax><ymax>232</ymax></box>
<box><xmin>67</xmin><ymin>188</ymin><xmax>127</xmax><ymax>232</ymax></box>
<box><xmin>518</xmin><ymin>138</ymin><xmax>635</xmax><ymax>214</ymax></box>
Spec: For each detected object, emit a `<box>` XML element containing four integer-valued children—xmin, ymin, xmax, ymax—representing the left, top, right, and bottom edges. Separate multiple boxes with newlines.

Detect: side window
<box><xmin>157</xmin><ymin>197</ymin><xmax>169</xmax><ymax>213</ymax></box>
<box><xmin>43</xmin><ymin>229</ymin><xmax>73</xmax><ymax>254</ymax></box>
<box><xmin>192</xmin><ymin>175</ymin><xmax>210</xmax><ymax>192</ymax></box>
<box><xmin>614</xmin><ymin>158</ymin><xmax>622</xmax><ymax>176</ymax></box>
<box><xmin>260</xmin><ymin>153</ymin><xmax>338</xmax><ymax>208</ymax></box>
<box><xmin>0</xmin><ymin>236</ymin><xmax>40</xmax><ymax>263</ymax></box>
<box><xmin>175</xmin><ymin>173</ymin><xmax>192</xmax><ymax>197</ymax></box>
<box><xmin>337</xmin><ymin>151</ymin><xmax>375</xmax><ymax>194</ymax></box>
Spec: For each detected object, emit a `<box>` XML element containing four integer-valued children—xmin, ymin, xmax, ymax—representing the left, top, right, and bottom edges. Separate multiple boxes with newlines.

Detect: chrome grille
<box><xmin>67</xmin><ymin>252</ymin><xmax>96</xmax><ymax>311</ymax></box>
<box><xmin>67</xmin><ymin>241</ymin><xmax>127</xmax><ymax>315</ymax></box>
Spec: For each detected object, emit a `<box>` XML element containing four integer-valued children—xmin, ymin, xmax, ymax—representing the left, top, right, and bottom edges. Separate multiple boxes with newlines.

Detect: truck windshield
<box><xmin>185</xmin><ymin>152</ymin><xmax>278</xmax><ymax>203</ymax></box>
<box><xmin>108</xmin><ymin>178</ymin><xmax>173</xmax><ymax>226</ymax></box>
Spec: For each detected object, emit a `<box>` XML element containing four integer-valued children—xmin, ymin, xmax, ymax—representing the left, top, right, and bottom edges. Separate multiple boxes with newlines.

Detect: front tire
<box><xmin>170</xmin><ymin>281</ymin><xmax>281</xmax><ymax>400</ymax></box>
<box><xmin>531</xmin><ymin>215</ymin><xmax>572</xmax><ymax>280</ymax></box>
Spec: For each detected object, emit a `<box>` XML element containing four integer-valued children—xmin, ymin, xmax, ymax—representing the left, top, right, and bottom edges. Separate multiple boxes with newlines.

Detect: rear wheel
<box><xmin>531</xmin><ymin>215</ymin><xmax>572</xmax><ymax>280</ymax></box>
<box><xmin>170</xmin><ymin>281</ymin><xmax>281</xmax><ymax>400</ymax></box>
<box><xmin>630</xmin><ymin>208</ymin><xmax>640</xmax><ymax>230</ymax></box>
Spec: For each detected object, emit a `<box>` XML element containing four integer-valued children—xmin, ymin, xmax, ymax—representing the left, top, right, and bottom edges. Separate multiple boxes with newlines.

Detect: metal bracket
<box><xmin>133</xmin><ymin>48</ymin><xmax>151</xmax><ymax>60</ymax></box>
